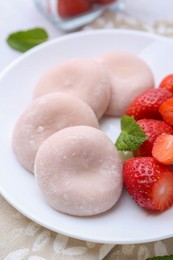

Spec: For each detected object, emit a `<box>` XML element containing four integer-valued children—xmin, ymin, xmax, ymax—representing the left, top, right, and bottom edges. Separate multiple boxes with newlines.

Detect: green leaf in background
<box><xmin>115</xmin><ymin>115</ymin><xmax>147</xmax><ymax>151</ymax></box>
<box><xmin>146</xmin><ymin>255</ymin><xmax>173</xmax><ymax>260</ymax></box>
<box><xmin>7</xmin><ymin>27</ymin><xmax>48</xmax><ymax>52</ymax></box>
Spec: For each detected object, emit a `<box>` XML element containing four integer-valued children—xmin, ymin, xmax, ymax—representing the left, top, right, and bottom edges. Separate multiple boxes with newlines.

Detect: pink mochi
<box><xmin>33</xmin><ymin>59</ymin><xmax>110</xmax><ymax>119</ymax></box>
<box><xmin>101</xmin><ymin>52</ymin><xmax>155</xmax><ymax>116</ymax></box>
<box><xmin>12</xmin><ymin>93</ymin><xmax>99</xmax><ymax>173</ymax></box>
<box><xmin>35</xmin><ymin>126</ymin><xmax>123</xmax><ymax>216</ymax></box>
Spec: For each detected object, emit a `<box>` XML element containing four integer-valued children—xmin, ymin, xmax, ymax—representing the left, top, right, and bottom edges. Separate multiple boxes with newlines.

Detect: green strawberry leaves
<box><xmin>146</xmin><ymin>255</ymin><xmax>173</xmax><ymax>260</ymax></box>
<box><xmin>7</xmin><ymin>28</ymin><xmax>48</xmax><ymax>52</ymax></box>
<box><xmin>115</xmin><ymin>115</ymin><xmax>147</xmax><ymax>151</ymax></box>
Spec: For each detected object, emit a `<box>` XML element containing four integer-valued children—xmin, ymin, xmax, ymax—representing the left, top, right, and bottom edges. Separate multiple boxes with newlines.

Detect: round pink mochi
<box><xmin>101</xmin><ymin>52</ymin><xmax>155</xmax><ymax>116</ymax></box>
<box><xmin>35</xmin><ymin>126</ymin><xmax>123</xmax><ymax>216</ymax></box>
<box><xmin>33</xmin><ymin>59</ymin><xmax>110</xmax><ymax>119</ymax></box>
<box><xmin>12</xmin><ymin>93</ymin><xmax>99</xmax><ymax>173</ymax></box>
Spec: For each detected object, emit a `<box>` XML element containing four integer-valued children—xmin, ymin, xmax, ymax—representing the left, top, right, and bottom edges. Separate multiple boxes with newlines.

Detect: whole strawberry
<box><xmin>126</xmin><ymin>88</ymin><xmax>172</xmax><ymax>120</ymax></box>
<box><xmin>123</xmin><ymin>157</ymin><xmax>173</xmax><ymax>211</ymax></box>
<box><xmin>58</xmin><ymin>0</ymin><xmax>92</xmax><ymax>18</ymax></box>
<box><xmin>94</xmin><ymin>0</ymin><xmax>115</xmax><ymax>4</ymax></box>
<box><xmin>135</xmin><ymin>119</ymin><xmax>173</xmax><ymax>156</ymax></box>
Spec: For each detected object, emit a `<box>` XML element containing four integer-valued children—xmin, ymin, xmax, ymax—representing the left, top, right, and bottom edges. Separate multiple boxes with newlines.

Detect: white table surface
<box><xmin>0</xmin><ymin>0</ymin><xmax>63</xmax><ymax>72</ymax></box>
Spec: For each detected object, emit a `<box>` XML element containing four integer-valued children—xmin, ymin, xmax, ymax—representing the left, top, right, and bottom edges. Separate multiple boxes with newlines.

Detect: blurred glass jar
<box><xmin>34</xmin><ymin>0</ymin><xmax>125</xmax><ymax>31</ymax></box>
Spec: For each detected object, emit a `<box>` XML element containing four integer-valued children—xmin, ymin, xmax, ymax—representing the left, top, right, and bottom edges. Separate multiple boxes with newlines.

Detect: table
<box><xmin>1</xmin><ymin>0</ymin><xmax>173</xmax><ymax>259</ymax></box>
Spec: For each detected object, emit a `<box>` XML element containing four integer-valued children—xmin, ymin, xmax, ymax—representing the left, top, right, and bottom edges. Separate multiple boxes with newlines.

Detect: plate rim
<box><xmin>0</xmin><ymin>28</ymin><xmax>172</xmax><ymax>80</ymax></box>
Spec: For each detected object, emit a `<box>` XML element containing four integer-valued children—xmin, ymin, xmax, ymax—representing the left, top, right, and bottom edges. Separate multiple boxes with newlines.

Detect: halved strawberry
<box><xmin>123</xmin><ymin>157</ymin><xmax>173</xmax><ymax>211</ymax></box>
<box><xmin>152</xmin><ymin>133</ymin><xmax>173</xmax><ymax>165</ymax></box>
<box><xmin>159</xmin><ymin>74</ymin><xmax>173</xmax><ymax>94</ymax></box>
<box><xmin>159</xmin><ymin>97</ymin><xmax>173</xmax><ymax>126</ymax></box>
<box><xmin>126</xmin><ymin>88</ymin><xmax>172</xmax><ymax>120</ymax></box>
<box><xmin>135</xmin><ymin>119</ymin><xmax>173</xmax><ymax>156</ymax></box>
<box><xmin>58</xmin><ymin>0</ymin><xmax>92</xmax><ymax>18</ymax></box>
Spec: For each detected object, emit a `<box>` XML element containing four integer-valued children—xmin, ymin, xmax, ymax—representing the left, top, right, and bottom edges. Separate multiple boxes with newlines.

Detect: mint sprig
<box><xmin>115</xmin><ymin>115</ymin><xmax>147</xmax><ymax>151</ymax></box>
<box><xmin>7</xmin><ymin>28</ymin><xmax>48</xmax><ymax>52</ymax></box>
<box><xmin>146</xmin><ymin>256</ymin><xmax>173</xmax><ymax>260</ymax></box>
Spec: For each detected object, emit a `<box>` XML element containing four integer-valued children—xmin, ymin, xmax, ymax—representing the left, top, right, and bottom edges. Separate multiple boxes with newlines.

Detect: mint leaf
<box><xmin>7</xmin><ymin>28</ymin><xmax>48</xmax><ymax>52</ymax></box>
<box><xmin>146</xmin><ymin>256</ymin><xmax>173</xmax><ymax>260</ymax></box>
<box><xmin>115</xmin><ymin>115</ymin><xmax>147</xmax><ymax>151</ymax></box>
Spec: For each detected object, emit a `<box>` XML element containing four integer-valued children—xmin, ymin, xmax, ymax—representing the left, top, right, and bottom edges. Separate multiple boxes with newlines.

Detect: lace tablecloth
<box><xmin>1</xmin><ymin>1</ymin><xmax>173</xmax><ymax>259</ymax></box>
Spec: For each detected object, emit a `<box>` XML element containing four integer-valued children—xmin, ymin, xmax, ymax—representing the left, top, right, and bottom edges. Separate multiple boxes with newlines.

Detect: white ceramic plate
<box><xmin>1</xmin><ymin>29</ymin><xmax>173</xmax><ymax>244</ymax></box>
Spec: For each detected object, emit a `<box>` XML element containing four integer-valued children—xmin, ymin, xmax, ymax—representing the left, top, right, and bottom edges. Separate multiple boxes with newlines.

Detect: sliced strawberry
<box><xmin>58</xmin><ymin>0</ymin><xmax>92</xmax><ymax>18</ymax></box>
<box><xmin>159</xmin><ymin>97</ymin><xmax>173</xmax><ymax>126</ymax></box>
<box><xmin>152</xmin><ymin>171</ymin><xmax>173</xmax><ymax>211</ymax></box>
<box><xmin>126</xmin><ymin>88</ymin><xmax>172</xmax><ymax>120</ymax></box>
<box><xmin>159</xmin><ymin>74</ymin><xmax>173</xmax><ymax>94</ymax></box>
<box><xmin>123</xmin><ymin>157</ymin><xmax>173</xmax><ymax>211</ymax></box>
<box><xmin>152</xmin><ymin>133</ymin><xmax>173</xmax><ymax>165</ymax></box>
<box><xmin>135</xmin><ymin>119</ymin><xmax>173</xmax><ymax>156</ymax></box>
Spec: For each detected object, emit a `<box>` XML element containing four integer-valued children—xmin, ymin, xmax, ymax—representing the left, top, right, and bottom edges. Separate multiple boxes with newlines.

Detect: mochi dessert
<box><xmin>101</xmin><ymin>52</ymin><xmax>155</xmax><ymax>116</ymax></box>
<box><xmin>12</xmin><ymin>93</ymin><xmax>99</xmax><ymax>173</ymax></box>
<box><xmin>35</xmin><ymin>126</ymin><xmax>123</xmax><ymax>216</ymax></box>
<box><xmin>33</xmin><ymin>59</ymin><xmax>110</xmax><ymax>119</ymax></box>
